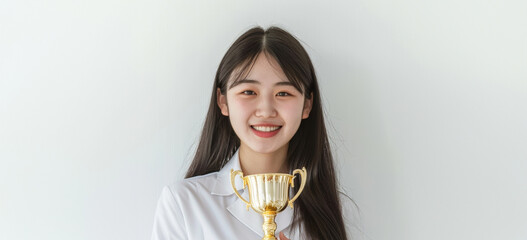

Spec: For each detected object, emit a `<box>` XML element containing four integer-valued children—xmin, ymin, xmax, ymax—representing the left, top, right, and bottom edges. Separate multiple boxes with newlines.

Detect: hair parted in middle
<box><xmin>185</xmin><ymin>26</ymin><xmax>348</xmax><ymax>239</ymax></box>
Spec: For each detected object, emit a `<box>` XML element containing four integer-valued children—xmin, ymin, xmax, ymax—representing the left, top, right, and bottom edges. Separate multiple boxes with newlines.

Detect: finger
<box><xmin>279</xmin><ymin>232</ymin><xmax>290</xmax><ymax>240</ymax></box>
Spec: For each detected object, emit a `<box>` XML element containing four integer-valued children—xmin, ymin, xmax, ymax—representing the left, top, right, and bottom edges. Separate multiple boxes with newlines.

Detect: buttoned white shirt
<box><xmin>151</xmin><ymin>150</ymin><xmax>363</xmax><ymax>240</ymax></box>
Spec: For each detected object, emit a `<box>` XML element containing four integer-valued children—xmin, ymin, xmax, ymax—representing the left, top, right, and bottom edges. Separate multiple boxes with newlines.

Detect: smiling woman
<box><xmin>150</xmin><ymin>26</ymin><xmax>355</xmax><ymax>240</ymax></box>
<box><xmin>217</xmin><ymin>53</ymin><xmax>312</xmax><ymax>171</ymax></box>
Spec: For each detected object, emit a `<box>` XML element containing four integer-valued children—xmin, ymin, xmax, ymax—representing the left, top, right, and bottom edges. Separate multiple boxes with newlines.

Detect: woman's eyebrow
<box><xmin>230</xmin><ymin>79</ymin><xmax>293</xmax><ymax>89</ymax></box>
<box><xmin>229</xmin><ymin>79</ymin><xmax>257</xmax><ymax>89</ymax></box>
<box><xmin>275</xmin><ymin>81</ymin><xmax>294</xmax><ymax>87</ymax></box>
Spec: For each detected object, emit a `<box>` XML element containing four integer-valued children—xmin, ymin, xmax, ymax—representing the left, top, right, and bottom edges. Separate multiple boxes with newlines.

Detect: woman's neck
<box><xmin>238</xmin><ymin>144</ymin><xmax>289</xmax><ymax>175</ymax></box>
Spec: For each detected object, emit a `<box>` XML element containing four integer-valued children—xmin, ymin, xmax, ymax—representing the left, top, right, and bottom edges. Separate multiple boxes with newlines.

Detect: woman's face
<box><xmin>217</xmin><ymin>53</ymin><xmax>312</xmax><ymax>155</ymax></box>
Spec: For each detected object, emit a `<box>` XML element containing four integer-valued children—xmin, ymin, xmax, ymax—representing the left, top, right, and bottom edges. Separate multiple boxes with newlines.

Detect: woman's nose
<box><xmin>255</xmin><ymin>95</ymin><xmax>277</xmax><ymax>118</ymax></box>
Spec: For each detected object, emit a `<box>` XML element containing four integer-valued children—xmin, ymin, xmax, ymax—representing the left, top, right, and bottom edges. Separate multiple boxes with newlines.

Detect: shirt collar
<box><xmin>211</xmin><ymin>150</ymin><xmax>244</xmax><ymax>196</ymax></box>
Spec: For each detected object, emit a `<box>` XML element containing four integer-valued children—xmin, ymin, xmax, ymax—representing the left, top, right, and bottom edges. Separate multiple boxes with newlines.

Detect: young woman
<box><xmin>151</xmin><ymin>26</ymin><xmax>358</xmax><ymax>240</ymax></box>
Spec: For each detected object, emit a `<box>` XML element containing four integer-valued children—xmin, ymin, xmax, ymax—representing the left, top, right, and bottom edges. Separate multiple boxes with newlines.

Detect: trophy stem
<box><xmin>262</xmin><ymin>211</ymin><xmax>278</xmax><ymax>240</ymax></box>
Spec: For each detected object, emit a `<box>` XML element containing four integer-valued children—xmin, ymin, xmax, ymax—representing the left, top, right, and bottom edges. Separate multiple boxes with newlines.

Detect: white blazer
<box><xmin>151</xmin><ymin>151</ymin><xmax>362</xmax><ymax>240</ymax></box>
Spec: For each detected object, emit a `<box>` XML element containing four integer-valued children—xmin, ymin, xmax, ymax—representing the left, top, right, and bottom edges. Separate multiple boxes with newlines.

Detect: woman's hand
<box><xmin>279</xmin><ymin>232</ymin><xmax>290</xmax><ymax>240</ymax></box>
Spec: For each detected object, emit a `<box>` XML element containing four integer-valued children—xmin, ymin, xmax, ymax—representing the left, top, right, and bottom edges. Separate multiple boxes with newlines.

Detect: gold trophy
<box><xmin>230</xmin><ymin>167</ymin><xmax>307</xmax><ymax>240</ymax></box>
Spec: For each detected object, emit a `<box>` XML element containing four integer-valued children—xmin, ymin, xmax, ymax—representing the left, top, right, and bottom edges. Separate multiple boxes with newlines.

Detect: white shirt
<box><xmin>151</xmin><ymin>151</ymin><xmax>363</xmax><ymax>240</ymax></box>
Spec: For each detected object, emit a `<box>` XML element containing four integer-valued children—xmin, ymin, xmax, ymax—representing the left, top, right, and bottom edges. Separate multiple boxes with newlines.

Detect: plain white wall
<box><xmin>1</xmin><ymin>0</ymin><xmax>526</xmax><ymax>239</ymax></box>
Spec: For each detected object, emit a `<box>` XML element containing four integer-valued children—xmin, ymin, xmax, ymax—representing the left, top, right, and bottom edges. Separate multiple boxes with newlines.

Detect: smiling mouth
<box><xmin>251</xmin><ymin>125</ymin><xmax>282</xmax><ymax>132</ymax></box>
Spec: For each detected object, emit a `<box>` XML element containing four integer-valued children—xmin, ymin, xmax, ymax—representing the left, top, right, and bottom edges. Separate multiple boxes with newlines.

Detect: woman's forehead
<box><xmin>228</xmin><ymin>53</ymin><xmax>289</xmax><ymax>87</ymax></box>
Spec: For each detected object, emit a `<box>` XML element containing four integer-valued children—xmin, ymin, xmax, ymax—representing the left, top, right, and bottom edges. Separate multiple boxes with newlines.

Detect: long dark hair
<box><xmin>185</xmin><ymin>26</ymin><xmax>348</xmax><ymax>239</ymax></box>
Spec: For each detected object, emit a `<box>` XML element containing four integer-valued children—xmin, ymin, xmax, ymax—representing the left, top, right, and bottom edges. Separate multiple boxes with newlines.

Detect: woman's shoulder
<box><xmin>151</xmin><ymin>172</ymin><xmax>222</xmax><ymax>239</ymax></box>
<box><xmin>163</xmin><ymin>172</ymin><xmax>220</xmax><ymax>199</ymax></box>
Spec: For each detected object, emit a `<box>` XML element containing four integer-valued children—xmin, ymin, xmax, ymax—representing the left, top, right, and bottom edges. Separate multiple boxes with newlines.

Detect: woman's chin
<box><xmin>243</xmin><ymin>143</ymin><xmax>287</xmax><ymax>155</ymax></box>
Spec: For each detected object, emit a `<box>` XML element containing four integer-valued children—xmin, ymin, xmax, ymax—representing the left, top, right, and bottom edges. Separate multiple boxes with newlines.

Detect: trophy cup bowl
<box><xmin>231</xmin><ymin>167</ymin><xmax>307</xmax><ymax>240</ymax></box>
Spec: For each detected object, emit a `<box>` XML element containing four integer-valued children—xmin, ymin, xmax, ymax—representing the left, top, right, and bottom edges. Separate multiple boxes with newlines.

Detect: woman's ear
<box><xmin>302</xmin><ymin>92</ymin><xmax>313</xmax><ymax>119</ymax></box>
<box><xmin>217</xmin><ymin>88</ymin><xmax>229</xmax><ymax>116</ymax></box>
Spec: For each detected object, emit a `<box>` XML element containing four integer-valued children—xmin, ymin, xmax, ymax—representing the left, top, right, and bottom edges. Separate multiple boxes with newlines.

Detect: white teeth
<box><xmin>252</xmin><ymin>126</ymin><xmax>280</xmax><ymax>132</ymax></box>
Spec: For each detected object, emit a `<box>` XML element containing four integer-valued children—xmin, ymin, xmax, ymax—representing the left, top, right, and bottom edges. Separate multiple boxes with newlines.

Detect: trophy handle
<box><xmin>230</xmin><ymin>169</ymin><xmax>251</xmax><ymax>210</ymax></box>
<box><xmin>288</xmin><ymin>167</ymin><xmax>307</xmax><ymax>208</ymax></box>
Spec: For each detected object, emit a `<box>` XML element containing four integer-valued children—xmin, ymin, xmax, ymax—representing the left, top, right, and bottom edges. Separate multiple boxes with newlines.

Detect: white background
<box><xmin>1</xmin><ymin>0</ymin><xmax>526</xmax><ymax>239</ymax></box>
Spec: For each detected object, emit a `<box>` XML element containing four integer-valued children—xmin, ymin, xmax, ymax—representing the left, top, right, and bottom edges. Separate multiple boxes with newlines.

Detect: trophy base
<box><xmin>262</xmin><ymin>210</ymin><xmax>278</xmax><ymax>240</ymax></box>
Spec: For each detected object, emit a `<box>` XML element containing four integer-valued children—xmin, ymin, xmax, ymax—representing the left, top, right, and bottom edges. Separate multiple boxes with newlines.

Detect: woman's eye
<box><xmin>276</xmin><ymin>92</ymin><xmax>290</xmax><ymax>97</ymax></box>
<box><xmin>242</xmin><ymin>90</ymin><xmax>256</xmax><ymax>95</ymax></box>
